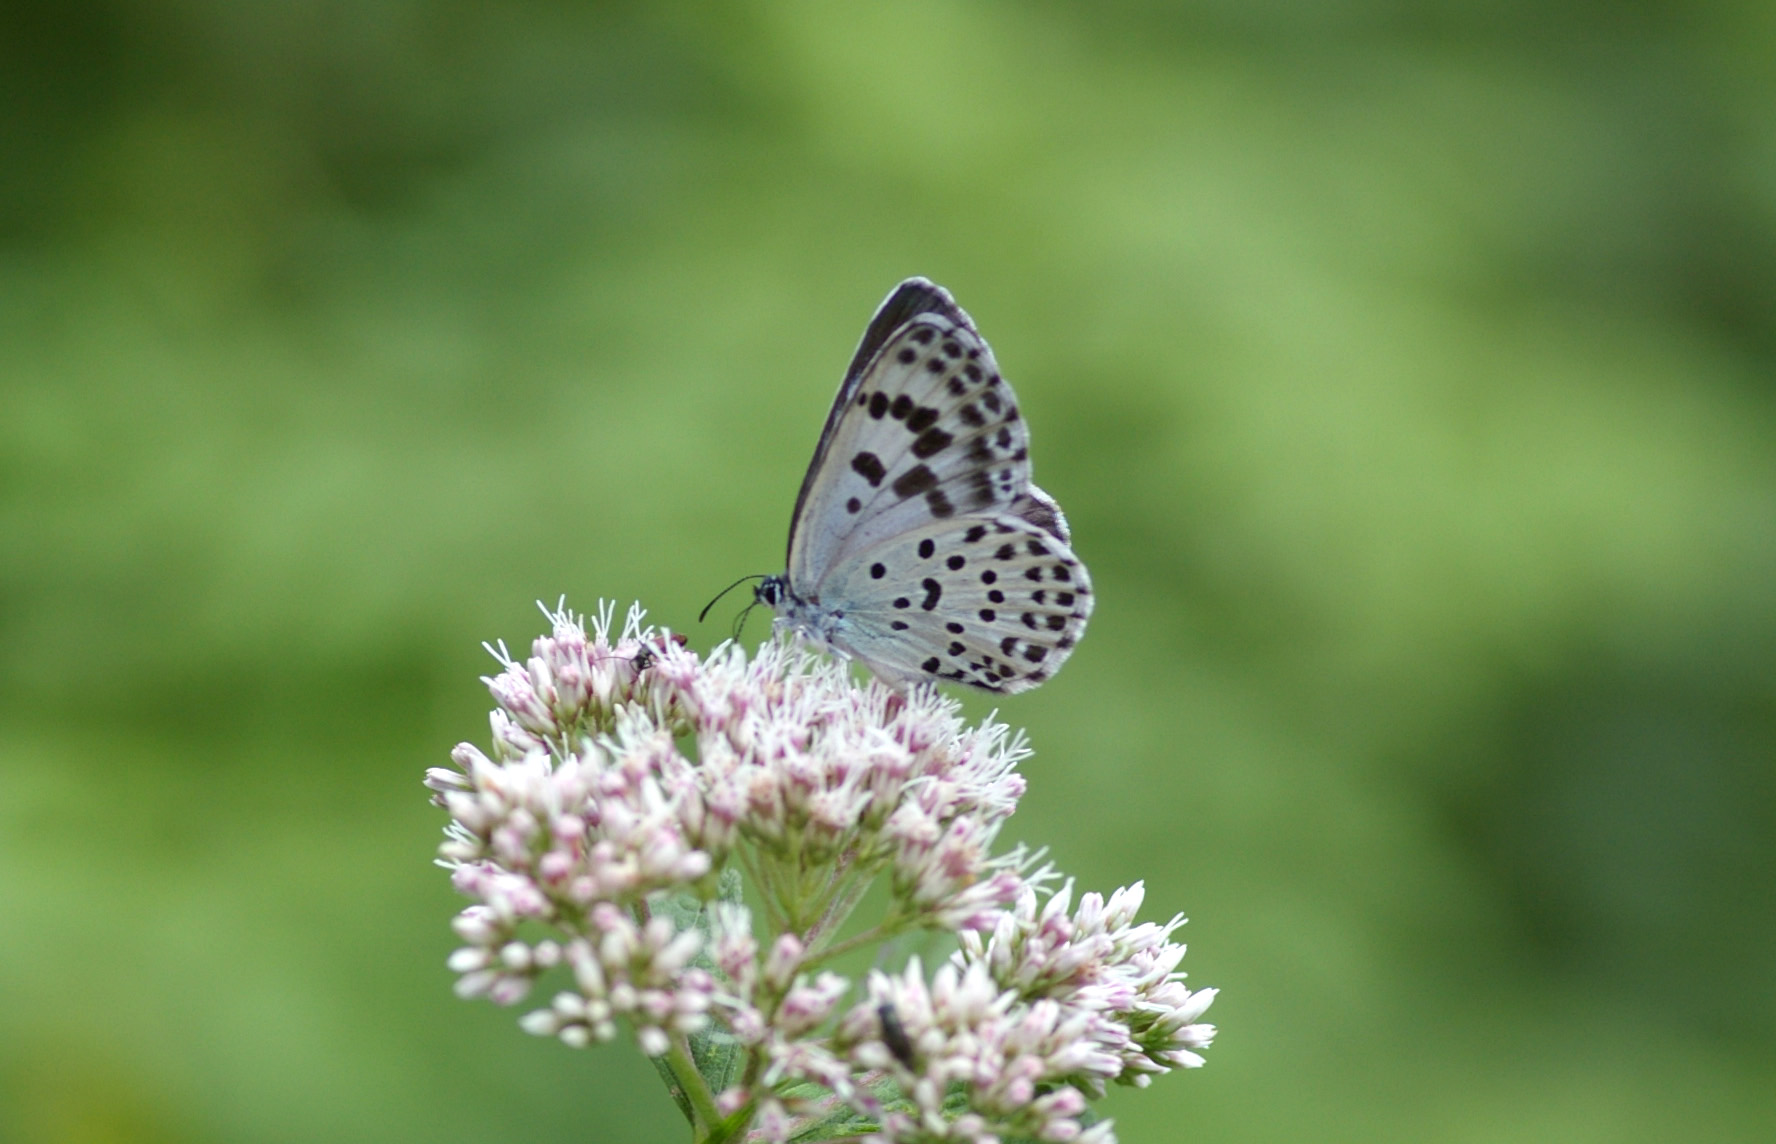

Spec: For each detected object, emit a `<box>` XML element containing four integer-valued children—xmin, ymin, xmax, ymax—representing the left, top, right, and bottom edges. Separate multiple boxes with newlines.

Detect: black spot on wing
<box><xmin>912</xmin><ymin>427</ymin><xmax>954</xmax><ymax>458</ymax></box>
<box><xmin>852</xmin><ymin>451</ymin><xmax>886</xmax><ymax>486</ymax></box>
<box><xmin>892</xmin><ymin>465</ymin><xmax>937</xmax><ymax>499</ymax></box>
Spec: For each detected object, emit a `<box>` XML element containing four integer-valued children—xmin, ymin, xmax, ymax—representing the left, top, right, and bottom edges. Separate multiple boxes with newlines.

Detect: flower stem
<box><xmin>807</xmin><ymin>922</ymin><xmax>893</xmax><ymax>964</ymax></box>
<box><xmin>803</xmin><ymin>861</ymin><xmax>882</xmax><ymax>957</ymax></box>
<box><xmin>662</xmin><ymin>1034</ymin><xmax>723</xmax><ymax>1138</ymax></box>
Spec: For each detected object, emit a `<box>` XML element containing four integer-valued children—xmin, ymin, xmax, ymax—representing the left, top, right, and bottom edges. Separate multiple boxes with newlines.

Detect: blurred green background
<box><xmin>4</xmin><ymin>1</ymin><xmax>1774</xmax><ymax>1141</ymax></box>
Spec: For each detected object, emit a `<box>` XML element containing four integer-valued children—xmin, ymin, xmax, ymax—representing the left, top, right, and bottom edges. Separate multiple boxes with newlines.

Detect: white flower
<box><xmin>431</xmin><ymin>600</ymin><xmax>1216</xmax><ymax>1143</ymax></box>
<box><xmin>954</xmin><ymin>879</ymin><xmax>1217</xmax><ymax>1093</ymax></box>
<box><xmin>830</xmin><ymin>959</ymin><xmax>1119</xmax><ymax>1142</ymax></box>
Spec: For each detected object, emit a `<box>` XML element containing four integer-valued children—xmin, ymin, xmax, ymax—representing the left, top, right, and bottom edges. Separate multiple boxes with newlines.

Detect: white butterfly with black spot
<box><xmin>756</xmin><ymin>278</ymin><xmax>1091</xmax><ymax>693</ymax></box>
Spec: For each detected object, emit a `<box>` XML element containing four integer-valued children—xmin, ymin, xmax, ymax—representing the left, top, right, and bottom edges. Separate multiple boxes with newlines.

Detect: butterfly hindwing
<box><xmin>815</xmin><ymin>515</ymin><xmax>1093</xmax><ymax>693</ymax></box>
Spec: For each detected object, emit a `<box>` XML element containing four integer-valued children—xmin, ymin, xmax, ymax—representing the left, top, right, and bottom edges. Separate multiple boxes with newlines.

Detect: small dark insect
<box><xmin>877</xmin><ymin>1001</ymin><xmax>915</xmax><ymax>1068</ymax></box>
<box><xmin>631</xmin><ymin>632</ymin><xmax>688</xmax><ymax>673</ymax></box>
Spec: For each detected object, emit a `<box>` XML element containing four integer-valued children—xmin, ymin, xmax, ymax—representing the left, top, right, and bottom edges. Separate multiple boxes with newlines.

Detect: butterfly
<box><xmin>755</xmin><ymin>278</ymin><xmax>1092</xmax><ymax>693</ymax></box>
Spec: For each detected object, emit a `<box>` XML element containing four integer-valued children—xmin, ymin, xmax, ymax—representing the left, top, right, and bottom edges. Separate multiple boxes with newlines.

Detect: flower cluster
<box><xmin>429</xmin><ymin>601</ymin><xmax>1216</xmax><ymax>1144</ymax></box>
<box><xmin>954</xmin><ymin>881</ymin><xmax>1218</xmax><ymax>1089</ymax></box>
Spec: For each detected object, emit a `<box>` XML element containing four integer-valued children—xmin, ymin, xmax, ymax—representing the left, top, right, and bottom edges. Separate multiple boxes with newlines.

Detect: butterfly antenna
<box><xmin>699</xmin><ymin>574</ymin><xmax>767</xmax><ymax>624</ymax></box>
<box><xmin>731</xmin><ymin>598</ymin><xmax>764</xmax><ymax>642</ymax></box>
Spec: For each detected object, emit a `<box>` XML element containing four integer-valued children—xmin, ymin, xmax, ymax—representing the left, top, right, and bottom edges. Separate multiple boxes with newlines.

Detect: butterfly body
<box><xmin>759</xmin><ymin>278</ymin><xmax>1091</xmax><ymax>694</ymax></box>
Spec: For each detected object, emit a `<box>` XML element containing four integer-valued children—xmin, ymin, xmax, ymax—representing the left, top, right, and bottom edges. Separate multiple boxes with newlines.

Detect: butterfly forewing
<box><xmin>785</xmin><ymin>279</ymin><xmax>962</xmax><ymax>557</ymax></box>
<box><xmin>788</xmin><ymin>311</ymin><xmax>1032</xmax><ymax>587</ymax></box>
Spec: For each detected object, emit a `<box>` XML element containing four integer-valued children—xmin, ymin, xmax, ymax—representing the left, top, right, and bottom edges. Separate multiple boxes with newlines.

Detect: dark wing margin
<box><xmin>842</xmin><ymin>279</ymin><xmax>972</xmax><ymax>390</ymax></box>
<box><xmin>1009</xmin><ymin>485</ymin><xmax>1071</xmax><ymax>545</ymax></box>
<box><xmin>785</xmin><ymin>277</ymin><xmax>983</xmax><ymax>562</ymax></box>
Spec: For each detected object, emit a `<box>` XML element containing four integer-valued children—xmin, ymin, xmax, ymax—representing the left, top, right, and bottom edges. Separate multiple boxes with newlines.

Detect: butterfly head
<box><xmin>756</xmin><ymin>574</ymin><xmax>848</xmax><ymax>655</ymax></box>
<box><xmin>756</xmin><ymin>574</ymin><xmax>829</xmax><ymax>637</ymax></box>
<box><xmin>754</xmin><ymin>575</ymin><xmax>789</xmax><ymax>609</ymax></box>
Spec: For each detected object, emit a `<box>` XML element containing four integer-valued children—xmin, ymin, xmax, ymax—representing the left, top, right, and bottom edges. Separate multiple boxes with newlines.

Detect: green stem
<box><xmin>662</xmin><ymin>1034</ymin><xmax>724</xmax><ymax>1140</ymax></box>
<box><xmin>807</xmin><ymin>848</ymin><xmax>858</xmax><ymax>932</ymax></box>
<box><xmin>739</xmin><ymin>846</ymin><xmax>788</xmax><ymax>934</ymax></box>
<box><xmin>807</xmin><ymin>921</ymin><xmax>894</xmax><ymax>964</ymax></box>
<box><xmin>803</xmin><ymin>863</ymin><xmax>882</xmax><ymax>957</ymax></box>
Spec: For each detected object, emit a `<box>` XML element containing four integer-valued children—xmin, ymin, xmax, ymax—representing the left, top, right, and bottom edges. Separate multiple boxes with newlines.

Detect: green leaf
<box><xmin>772</xmin><ymin>1075</ymin><xmax>911</xmax><ymax>1143</ymax></box>
<box><xmin>687</xmin><ymin>1026</ymin><xmax>746</xmax><ymax>1102</ymax></box>
<box><xmin>648</xmin><ymin>874</ymin><xmax>753</xmax><ymax>1102</ymax></box>
<box><xmin>717</xmin><ymin>864</ymin><xmax>745</xmax><ymax>906</ymax></box>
